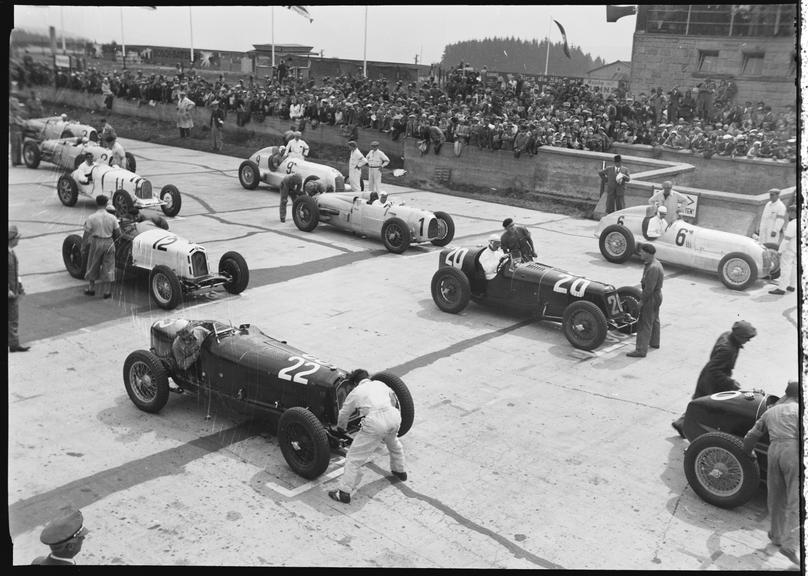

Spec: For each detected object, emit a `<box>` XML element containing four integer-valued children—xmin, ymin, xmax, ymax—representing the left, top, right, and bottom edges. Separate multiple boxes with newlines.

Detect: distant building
<box><xmin>630</xmin><ymin>4</ymin><xmax>796</xmax><ymax>108</ymax></box>
<box><xmin>585</xmin><ymin>60</ymin><xmax>631</xmax><ymax>93</ymax></box>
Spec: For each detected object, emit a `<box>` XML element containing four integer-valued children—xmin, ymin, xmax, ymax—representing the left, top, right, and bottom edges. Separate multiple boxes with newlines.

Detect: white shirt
<box><xmin>289</xmin><ymin>103</ymin><xmax>304</xmax><ymax>119</ymax></box>
<box><xmin>109</xmin><ymin>141</ymin><xmax>126</xmax><ymax>168</ymax></box>
<box><xmin>365</xmin><ymin>149</ymin><xmax>390</xmax><ymax>169</ymax></box>
<box><xmin>286</xmin><ymin>138</ymin><xmax>309</xmax><ymax>159</ymax></box>
<box><xmin>479</xmin><ymin>247</ymin><xmax>505</xmax><ymax>280</ymax></box>
<box><xmin>759</xmin><ymin>199</ymin><xmax>786</xmax><ymax>244</ymax></box>
<box><xmin>646</xmin><ymin>216</ymin><xmax>667</xmax><ymax>239</ymax></box>
<box><xmin>649</xmin><ymin>189</ymin><xmax>687</xmax><ymax>224</ymax></box>
<box><xmin>337</xmin><ymin>378</ymin><xmax>398</xmax><ymax>430</ymax></box>
<box><xmin>349</xmin><ymin>148</ymin><xmax>367</xmax><ymax>171</ymax></box>
<box><xmin>72</xmin><ymin>161</ymin><xmax>95</xmax><ymax>185</ymax></box>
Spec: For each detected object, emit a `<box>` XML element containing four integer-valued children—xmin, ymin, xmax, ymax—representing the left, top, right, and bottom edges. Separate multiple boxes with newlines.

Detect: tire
<box><xmin>125</xmin><ymin>151</ymin><xmax>137</xmax><ymax>172</ymax></box>
<box><xmin>160</xmin><ymin>184</ymin><xmax>181</xmax><ymax>217</ymax></box>
<box><xmin>430</xmin><ymin>211</ymin><xmax>455</xmax><ymax>247</ymax></box>
<box><xmin>62</xmin><ymin>234</ymin><xmax>87</xmax><ymax>279</ymax></box>
<box><xmin>718</xmin><ymin>252</ymin><xmax>757</xmax><ymax>291</ymax></box>
<box><xmin>381</xmin><ymin>217</ymin><xmax>411</xmax><ymax>254</ymax></box>
<box><xmin>764</xmin><ymin>247</ymin><xmax>780</xmax><ymax>279</ymax></box>
<box><xmin>112</xmin><ymin>189</ymin><xmax>134</xmax><ymax>216</ymax></box>
<box><xmin>238</xmin><ymin>160</ymin><xmax>260</xmax><ymax>189</ymax></box>
<box><xmin>371</xmin><ymin>371</ymin><xmax>415</xmax><ymax>437</ymax></box>
<box><xmin>683</xmin><ymin>431</ymin><xmax>761</xmax><ymax>509</ymax></box>
<box><xmin>562</xmin><ymin>300</ymin><xmax>608</xmax><ymax>350</ymax></box>
<box><xmin>219</xmin><ymin>251</ymin><xmax>250</xmax><ymax>294</ymax></box>
<box><xmin>73</xmin><ymin>155</ymin><xmax>84</xmax><ymax>170</ymax></box>
<box><xmin>123</xmin><ymin>349</ymin><xmax>170</xmax><ymax>413</ymax></box>
<box><xmin>616</xmin><ymin>286</ymin><xmax>642</xmax><ymax>334</ymax></box>
<box><xmin>292</xmin><ymin>195</ymin><xmax>320</xmax><ymax>232</ymax></box>
<box><xmin>277</xmin><ymin>407</ymin><xmax>331</xmax><ymax>479</ymax></box>
<box><xmin>599</xmin><ymin>224</ymin><xmax>635</xmax><ymax>263</ymax></box>
<box><xmin>23</xmin><ymin>141</ymin><xmax>41</xmax><ymax>169</ymax></box>
<box><xmin>57</xmin><ymin>175</ymin><xmax>79</xmax><ymax>207</ymax></box>
<box><xmin>430</xmin><ymin>267</ymin><xmax>471</xmax><ymax>314</ymax></box>
<box><xmin>149</xmin><ymin>264</ymin><xmax>183</xmax><ymax>310</ymax></box>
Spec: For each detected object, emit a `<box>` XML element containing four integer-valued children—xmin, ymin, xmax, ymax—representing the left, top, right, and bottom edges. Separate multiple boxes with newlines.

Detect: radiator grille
<box><xmin>190</xmin><ymin>251</ymin><xmax>208</xmax><ymax>277</ymax></box>
<box><xmin>427</xmin><ymin>218</ymin><xmax>439</xmax><ymax>238</ymax></box>
<box><xmin>137</xmin><ymin>180</ymin><xmax>153</xmax><ymax>200</ymax></box>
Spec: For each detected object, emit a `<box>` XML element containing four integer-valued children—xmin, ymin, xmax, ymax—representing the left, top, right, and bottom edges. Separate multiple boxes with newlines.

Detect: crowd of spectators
<box><xmin>13</xmin><ymin>55</ymin><xmax>797</xmax><ymax>163</ymax></box>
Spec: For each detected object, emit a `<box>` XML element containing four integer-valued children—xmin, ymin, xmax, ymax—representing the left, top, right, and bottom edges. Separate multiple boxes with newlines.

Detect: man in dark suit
<box><xmin>8</xmin><ymin>225</ymin><xmax>29</xmax><ymax>352</ymax></box>
<box><xmin>598</xmin><ymin>154</ymin><xmax>631</xmax><ymax>213</ymax></box>
<box><xmin>32</xmin><ymin>506</ymin><xmax>88</xmax><ymax>565</ymax></box>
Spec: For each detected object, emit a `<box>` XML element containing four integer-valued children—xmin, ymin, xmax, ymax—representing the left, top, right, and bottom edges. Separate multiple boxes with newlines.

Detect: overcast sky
<box><xmin>12</xmin><ymin>5</ymin><xmax>637</xmax><ymax>65</ymax></box>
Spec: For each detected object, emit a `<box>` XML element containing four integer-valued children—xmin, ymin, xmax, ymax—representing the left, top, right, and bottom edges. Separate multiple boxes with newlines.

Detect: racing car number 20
<box><xmin>445</xmin><ymin>247</ymin><xmax>469</xmax><ymax>268</ymax></box>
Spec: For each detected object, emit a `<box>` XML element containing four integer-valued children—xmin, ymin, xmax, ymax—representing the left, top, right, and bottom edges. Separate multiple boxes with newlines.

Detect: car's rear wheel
<box><xmin>292</xmin><ymin>195</ymin><xmax>320</xmax><ymax>232</ymax></box>
<box><xmin>431</xmin><ymin>267</ymin><xmax>471</xmax><ymax>313</ymax></box>
<box><xmin>238</xmin><ymin>160</ymin><xmax>260</xmax><ymax>189</ymax></box>
<box><xmin>277</xmin><ymin>407</ymin><xmax>331</xmax><ymax>479</ymax></box>
<box><xmin>160</xmin><ymin>185</ymin><xmax>182</xmax><ymax>217</ymax></box>
<box><xmin>718</xmin><ymin>252</ymin><xmax>757</xmax><ymax>291</ymax></box>
<box><xmin>562</xmin><ymin>300</ymin><xmax>608</xmax><ymax>350</ymax></box>
<box><xmin>371</xmin><ymin>371</ymin><xmax>415</xmax><ymax>437</ymax></box>
<box><xmin>57</xmin><ymin>175</ymin><xmax>79</xmax><ymax>207</ymax></box>
<box><xmin>23</xmin><ymin>141</ymin><xmax>41</xmax><ymax>169</ymax></box>
<box><xmin>112</xmin><ymin>189</ymin><xmax>134</xmax><ymax>216</ymax></box>
<box><xmin>599</xmin><ymin>224</ymin><xmax>635</xmax><ymax>263</ymax></box>
<box><xmin>149</xmin><ymin>264</ymin><xmax>183</xmax><ymax>310</ymax></box>
<box><xmin>125</xmin><ymin>151</ymin><xmax>137</xmax><ymax>172</ymax></box>
<box><xmin>219</xmin><ymin>251</ymin><xmax>250</xmax><ymax>294</ymax></box>
<box><xmin>62</xmin><ymin>234</ymin><xmax>87</xmax><ymax>279</ymax></box>
<box><xmin>616</xmin><ymin>286</ymin><xmax>642</xmax><ymax>334</ymax></box>
<box><xmin>684</xmin><ymin>431</ymin><xmax>760</xmax><ymax>509</ymax></box>
<box><xmin>381</xmin><ymin>217</ymin><xmax>411</xmax><ymax>254</ymax></box>
<box><xmin>123</xmin><ymin>349</ymin><xmax>170</xmax><ymax>413</ymax></box>
<box><xmin>430</xmin><ymin>211</ymin><xmax>455</xmax><ymax>247</ymax></box>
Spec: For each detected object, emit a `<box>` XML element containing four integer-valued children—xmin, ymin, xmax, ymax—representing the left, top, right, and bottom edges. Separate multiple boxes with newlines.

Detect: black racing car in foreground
<box><xmin>430</xmin><ymin>246</ymin><xmax>641</xmax><ymax>350</ymax></box>
<box><xmin>682</xmin><ymin>389</ymin><xmax>776</xmax><ymax>509</ymax></box>
<box><xmin>123</xmin><ymin>319</ymin><xmax>414</xmax><ymax>479</ymax></box>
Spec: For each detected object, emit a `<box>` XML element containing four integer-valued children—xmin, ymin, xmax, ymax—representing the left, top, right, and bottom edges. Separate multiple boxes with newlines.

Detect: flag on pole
<box><xmin>286</xmin><ymin>6</ymin><xmax>313</xmax><ymax>23</ymax></box>
<box><xmin>553</xmin><ymin>19</ymin><xmax>571</xmax><ymax>58</ymax></box>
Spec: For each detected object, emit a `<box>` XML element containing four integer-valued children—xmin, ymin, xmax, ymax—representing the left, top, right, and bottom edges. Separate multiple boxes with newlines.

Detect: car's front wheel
<box><xmin>57</xmin><ymin>175</ymin><xmax>79</xmax><ymax>207</ymax></box>
<box><xmin>238</xmin><ymin>160</ymin><xmax>260</xmax><ymax>190</ymax></box>
<box><xmin>113</xmin><ymin>189</ymin><xmax>134</xmax><ymax>216</ymax></box>
<box><xmin>430</xmin><ymin>211</ymin><xmax>455</xmax><ymax>247</ymax></box>
<box><xmin>718</xmin><ymin>252</ymin><xmax>757</xmax><ymax>291</ymax></box>
<box><xmin>616</xmin><ymin>286</ymin><xmax>642</xmax><ymax>334</ymax></box>
<box><xmin>160</xmin><ymin>185</ymin><xmax>182</xmax><ymax>217</ymax></box>
<box><xmin>62</xmin><ymin>234</ymin><xmax>87</xmax><ymax>279</ymax></box>
<box><xmin>430</xmin><ymin>267</ymin><xmax>471</xmax><ymax>313</ymax></box>
<box><xmin>562</xmin><ymin>300</ymin><xmax>608</xmax><ymax>350</ymax></box>
<box><xmin>123</xmin><ymin>349</ymin><xmax>170</xmax><ymax>413</ymax></box>
<box><xmin>149</xmin><ymin>265</ymin><xmax>183</xmax><ymax>310</ymax></box>
<box><xmin>599</xmin><ymin>224</ymin><xmax>635</xmax><ymax>263</ymax></box>
<box><xmin>381</xmin><ymin>217</ymin><xmax>411</xmax><ymax>254</ymax></box>
<box><xmin>371</xmin><ymin>371</ymin><xmax>415</xmax><ymax>437</ymax></box>
<box><xmin>23</xmin><ymin>141</ymin><xmax>41</xmax><ymax>169</ymax></box>
<box><xmin>219</xmin><ymin>251</ymin><xmax>250</xmax><ymax>294</ymax></box>
<box><xmin>277</xmin><ymin>407</ymin><xmax>331</xmax><ymax>479</ymax></box>
<box><xmin>292</xmin><ymin>195</ymin><xmax>320</xmax><ymax>232</ymax></box>
<box><xmin>684</xmin><ymin>431</ymin><xmax>760</xmax><ymax>509</ymax></box>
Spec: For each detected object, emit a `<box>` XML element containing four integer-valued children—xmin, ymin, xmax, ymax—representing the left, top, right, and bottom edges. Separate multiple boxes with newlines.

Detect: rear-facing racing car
<box><xmin>56</xmin><ymin>161</ymin><xmax>181</xmax><ymax>217</ymax></box>
<box><xmin>123</xmin><ymin>318</ymin><xmax>414</xmax><ymax>479</ymax></box>
<box><xmin>238</xmin><ymin>145</ymin><xmax>347</xmax><ymax>192</ymax></box>
<box><xmin>292</xmin><ymin>190</ymin><xmax>455</xmax><ymax>253</ymax></box>
<box><xmin>681</xmin><ymin>389</ymin><xmax>777</xmax><ymax>509</ymax></box>
<box><xmin>595</xmin><ymin>206</ymin><xmax>779</xmax><ymax>290</ymax></box>
<box><xmin>430</xmin><ymin>245</ymin><xmax>640</xmax><ymax>350</ymax></box>
<box><xmin>23</xmin><ymin>136</ymin><xmax>137</xmax><ymax>172</ymax></box>
<box><xmin>62</xmin><ymin>215</ymin><xmax>249</xmax><ymax>309</ymax></box>
<box><xmin>21</xmin><ymin>114</ymin><xmax>98</xmax><ymax>143</ymax></box>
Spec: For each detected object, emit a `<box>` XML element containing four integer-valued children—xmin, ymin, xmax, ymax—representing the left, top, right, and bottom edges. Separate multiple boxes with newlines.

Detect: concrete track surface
<box><xmin>8</xmin><ymin>140</ymin><xmax>800</xmax><ymax>569</ymax></box>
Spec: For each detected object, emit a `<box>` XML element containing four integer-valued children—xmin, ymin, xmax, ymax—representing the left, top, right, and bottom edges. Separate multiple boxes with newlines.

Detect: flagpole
<box><xmin>544</xmin><ymin>18</ymin><xmax>551</xmax><ymax>76</ymax></box>
<box><xmin>271</xmin><ymin>6</ymin><xmax>275</xmax><ymax>69</ymax></box>
<box><xmin>363</xmin><ymin>6</ymin><xmax>368</xmax><ymax>78</ymax></box>
<box><xmin>189</xmin><ymin>7</ymin><xmax>195</xmax><ymax>65</ymax></box>
<box><xmin>60</xmin><ymin>6</ymin><xmax>66</xmax><ymax>52</ymax></box>
<box><xmin>120</xmin><ymin>7</ymin><xmax>126</xmax><ymax>69</ymax></box>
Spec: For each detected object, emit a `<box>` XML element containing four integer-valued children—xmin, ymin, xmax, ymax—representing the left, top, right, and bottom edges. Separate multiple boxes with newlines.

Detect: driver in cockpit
<box><xmin>479</xmin><ymin>234</ymin><xmax>507</xmax><ymax>280</ymax></box>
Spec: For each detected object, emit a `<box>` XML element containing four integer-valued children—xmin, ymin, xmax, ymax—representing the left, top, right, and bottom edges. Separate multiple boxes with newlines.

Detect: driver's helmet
<box><xmin>304</xmin><ymin>180</ymin><xmax>324</xmax><ymax>196</ymax></box>
<box><xmin>488</xmin><ymin>234</ymin><xmax>501</xmax><ymax>250</ymax></box>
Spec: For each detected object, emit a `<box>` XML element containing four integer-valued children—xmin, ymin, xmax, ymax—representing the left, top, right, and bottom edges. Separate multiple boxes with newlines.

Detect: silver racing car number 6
<box><xmin>278</xmin><ymin>353</ymin><xmax>336</xmax><ymax>384</ymax></box>
<box><xmin>445</xmin><ymin>247</ymin><xmax>468</xmax><ymax>268</ymax></box>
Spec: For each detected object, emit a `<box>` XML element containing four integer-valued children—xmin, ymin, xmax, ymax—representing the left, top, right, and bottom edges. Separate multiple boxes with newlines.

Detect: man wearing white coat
<box><xmin>364</xmin><ymin>141</ymin><xmax>389</xmax><ymax>193</ymax></box>
<box><xmin>347</xmin><ymin>140</ymin><xmax>367</xmax><ymax>192</ymax></box>
<box><xmin>769</xmin><ymin>204</ymin><xmax>797</xmax><ymax>295</ymax></box>
<box><xmin>756</xmin><ymin>188</ymin><xmax>787</xmax><ymax>246</ymax></box>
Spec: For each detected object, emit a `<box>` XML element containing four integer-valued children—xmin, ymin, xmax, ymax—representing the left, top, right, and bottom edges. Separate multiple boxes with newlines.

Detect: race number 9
<box><xmin>285</xmin><ymin>162</ymin><xmax>295</xmax><ymax>175</ymax></box>
<box><xmin>675</xmin><ymin>228</ymin><xmax>688</xmax><ymax>246</ymax></box>
<box><xmin>444</xmin><ymin>247</ymin><xmax>468</xmax><ymax>269</ymax></box>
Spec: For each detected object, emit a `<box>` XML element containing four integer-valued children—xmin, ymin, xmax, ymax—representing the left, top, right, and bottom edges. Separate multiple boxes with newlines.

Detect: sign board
<box><xmin>583</xmin><ymin>78</ymin><xmax>619</xmax><ymax>92</ymax></box>
<box><xmin>53</xmin><ymin>54</ymin><xmax>71</xmax><ymax>69</ymax></box>
<box><xmin>680</xmin><ymin>193</ymin><xmax>698</xmax><ymax>219</ymax></box>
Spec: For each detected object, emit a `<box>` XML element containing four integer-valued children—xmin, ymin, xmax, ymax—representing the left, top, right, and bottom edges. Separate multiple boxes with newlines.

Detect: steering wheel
<box><xmin>496</xmin><ymin>255</ymin><xmax>510</xmax><ymax>275</ymax></box>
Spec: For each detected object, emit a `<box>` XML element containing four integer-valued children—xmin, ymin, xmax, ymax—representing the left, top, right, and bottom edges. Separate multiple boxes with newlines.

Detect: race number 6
<box><xmin>675</xmin><ymin>228</ymin><xmax>688</xmax><ymax>246</ymax></box>
<box><xmin>617</xmin><ymin>216</ymin><xmax>625</xmax><ymax>226</ymax></box>
<box><xmin>444</xmin><ymin>247</ymin><xmax>468</xmax><ymax>269</ymax></box>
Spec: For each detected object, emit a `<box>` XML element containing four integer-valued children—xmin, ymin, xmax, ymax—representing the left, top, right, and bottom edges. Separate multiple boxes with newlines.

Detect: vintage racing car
<box><xmin>123</xmin><ymin>319</ymin><xmax>415</xmax><ymax>479</ymax></box>
<box><xmin>238</xmin><ymin>145</ymin><xmax>347</xmax><ymax>192</ymax></box>
<box><xmin>595</xmin><ymin>206</ymin><xmax>779</xmax><ymax>290</ymax></box>
<box><xmin>56</xmin><ymin>162</ymin><xmax>181</xmax><ymax>217</ymax></box>
<box><xmin>62</xmin><ymin>215</ymin><xmax>249</xmax><ymax>309</ymax></box>
<box><xmin>23</xmin><ymin>136</ymin><xmax>137</xmax><ymax>172</ymax></box>
<box><xmin>430</xmin><ymin>245</ymin><xmax>641</xmax><ymax>350</ymax></box>
<box><xmin>21</xmin><ymin>114</ymin><xmax>98</xmax><ymax>143</ymax></box>
<box><xmin>292</xmin><ymin>190</ymin><xmax>455</xmax><ymax>253</ymax></box>
<box><xmin>681</xmin><ymin>389</ymin><xmax>777</xmax><ymax>509</ymax></box>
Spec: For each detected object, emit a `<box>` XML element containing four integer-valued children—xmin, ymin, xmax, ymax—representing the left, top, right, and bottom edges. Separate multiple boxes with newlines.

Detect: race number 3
<box><xmin>444</xmin><ymin>247</ymin><xmax>468</xmax><ymax>269</ymax></box>
<box><xmin>553</xmin><ymin>274</ymin><xmax>591</xmax><ymax>297</ymax></box>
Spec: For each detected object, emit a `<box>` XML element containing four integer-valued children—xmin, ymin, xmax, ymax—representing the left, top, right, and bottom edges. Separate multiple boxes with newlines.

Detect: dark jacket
<box><xmin>500</xmin><ymin>225</ymin><xmax>536</xmax><ymax>262</ymax></box>
<box><xmin>8</xmin><ymin>249</ymin><xmax>22</xmax><ymax>297</ymax></box>
<box><xmin>693</xmin><ymin>331</ymin><xmax>743</xmax><ymax>398</ymax></box>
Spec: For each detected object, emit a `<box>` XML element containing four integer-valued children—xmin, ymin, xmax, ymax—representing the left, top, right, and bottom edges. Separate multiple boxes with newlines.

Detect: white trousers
<box><xmin>368</xmin><ymin>167</ymin><xmax>382</xmax><ymax>192</ymax></box>
<box><xmin>339</xmin><ymin>407</ymin><xmax>405</xmax><ymax>494</ymax></box>
<box><xmin>779</xmin><ymin>250</ymin><xmax>797</xmax><ymax>291</ymax></box>
<box><xmin>348</xmin><ymin>167</ymin><xmax>363</xmax><ymax>192</ymax></box>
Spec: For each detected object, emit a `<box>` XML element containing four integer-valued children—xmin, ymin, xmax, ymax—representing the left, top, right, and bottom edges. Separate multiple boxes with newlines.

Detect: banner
<box><xmin>553</xmin><ymin>20</ymin><xmax>571</xmax><ymax>58</ymax></box>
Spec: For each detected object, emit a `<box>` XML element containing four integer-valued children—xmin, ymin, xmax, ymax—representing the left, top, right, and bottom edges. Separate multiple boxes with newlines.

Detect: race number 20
<box><xmin>444</xmin><ymin>247</ymin><xmax>468</xmax><ymax>269</ymax></box>
<box><xmin>553</xmin><ymin>274</ymin><xmax>591</xmax><ymax>297</ymax></box>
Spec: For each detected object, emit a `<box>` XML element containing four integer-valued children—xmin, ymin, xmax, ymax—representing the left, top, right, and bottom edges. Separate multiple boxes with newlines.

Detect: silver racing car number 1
<box><xmin>444</xmin><ymin>247</ymin><xmax>469</xmax><ymax>268</ymax></box>
<box><xmin>278</xmin><ymin>352</ymin><xmax>336</xmax><ymax>384</ymax></box>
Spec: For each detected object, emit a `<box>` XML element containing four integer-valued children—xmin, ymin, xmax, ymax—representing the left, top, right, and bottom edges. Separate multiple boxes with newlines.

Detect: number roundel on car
<box><xmin>711</xmin><ymin>391</ymin><xmax>742</xmax><ymax>401</ymax></box>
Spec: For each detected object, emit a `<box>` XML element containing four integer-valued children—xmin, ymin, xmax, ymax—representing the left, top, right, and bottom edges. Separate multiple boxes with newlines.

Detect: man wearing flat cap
<box><xmin>756</xmin><ymin>188</ymin><xmax>787</xmax><ymax>247</ymax></box>
<box><xmin>347</xmin><ymin>140</ymin><xmax>367</xmax><ymax>193</ymax></box>
<box><xmin>626</xmin><ymin>243</ymin><xmax>664</xmax><ymax>358</ymax></box>
<box><xmin>742</xmin><ymin>379</ymin><xmax>800</xmax><ymax>566</ymax></box>
<box><xmin>32</xmin><ymin>506</ymin><xmax>88</xmax><ymax>564</ymax></box>
<box><xmin>671</xmin><ymin>320</ymin><xmax>756</xmax><ymax>436</ymax></box>
<box><xmin>8</xmin><ymin>224</ymin><xmax>30</xmax><ymax>352</ymax></box>
<box><xmin>500</xmin><ymin>218</ymin><xmax>536</xmax><ymax>263</ymax></box>
<box><xmin>598</xmin><ymin>154</ymin><xmax>631</xmax><ymax>214</ymax></box>
<box><xmin>176</xmin><ymin>90</ymin><xmax>195</xmax><ymax>138</ymax></box>
<box><xmin>364</xmin><ymin>141</ymin><xmax>389</xmax><ymax>193</ymax></box>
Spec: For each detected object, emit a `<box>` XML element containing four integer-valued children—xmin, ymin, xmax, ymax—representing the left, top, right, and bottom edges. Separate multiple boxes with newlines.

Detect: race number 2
<box><xmin>152</xmin><ymin>234</ymin><xmax>178</xmax><ymax>251</ymax></box>
<box><xmin>553</xmin><ymin>274</ymin><xmax>591</xmax><ymax>297</ymax></box>
<box><xmin>444</xmin><ymin>247</ymin><xmax>468</xmax><ymax>269</ymax></box>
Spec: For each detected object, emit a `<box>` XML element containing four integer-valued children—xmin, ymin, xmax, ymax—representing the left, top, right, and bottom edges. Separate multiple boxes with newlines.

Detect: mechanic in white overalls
<box><xmin>769</xmin><ymin>204</ymin><xmax>797</xmax><ymax>295</ymax></box>
<box><xmin>328</xmin><ymin>369</ymin><xmax>406</xmax><ymax>504</ymax></box>
<box><xmin>364</xmin><ymin>141</ymin><xmax>389</xmax><ymax>193</ymax></box>
<box><xmin>285</xmin><ymin>131</ymin><xmax>309</xmax><ymax>160</ymax></box>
